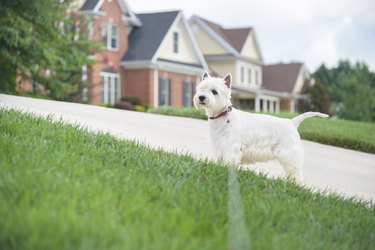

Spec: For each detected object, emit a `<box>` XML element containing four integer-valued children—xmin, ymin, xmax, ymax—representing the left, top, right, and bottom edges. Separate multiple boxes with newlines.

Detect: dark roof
<box><xmin>122</xmin><ymin>11</ymin><xmax>180</xmax><ymax>62</ymax></box>
<box><xmin>80</xmin><ymin>0</ymin><xmax>100</xmax><ymax>11</ymax></box>
<box><xmin>195</xmin><ymin>16</ymin><xmax>252</xmax><ymax>53</ymax></box>
<box><xmin>262</xmin><ymin>63</ymin><xmax>303</xmax><ymax>92</ymax></box>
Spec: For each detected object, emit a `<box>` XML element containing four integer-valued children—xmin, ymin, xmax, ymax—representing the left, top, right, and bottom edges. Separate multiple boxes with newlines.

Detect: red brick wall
<box><xmin>158</xmin><ymin>70</ymin><xmax>197</xmax><ymax>107</ymax></box>
<box><xmin>87</xmin><ymin>0</ymin><xmax>129</xmax><ymax>104</ymax></box>
<box><xmin>122</xmin><ymin>69</ymin><xmax>199</xmax><ymax>107</ymax></box>
<box><xmin>122</xmin><ymin>69</ymin><xmax>153</xmax><ymax>104</ymax></box>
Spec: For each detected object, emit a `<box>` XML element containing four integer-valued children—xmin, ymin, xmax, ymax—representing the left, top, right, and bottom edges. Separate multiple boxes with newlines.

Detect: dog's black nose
<box><xmin>199</xmin><ymin>95</ymin><xmax>206</xmax><ymax>102</ymax></box>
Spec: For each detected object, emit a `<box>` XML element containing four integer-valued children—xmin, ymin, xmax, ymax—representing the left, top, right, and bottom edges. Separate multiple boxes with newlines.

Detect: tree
<box><xmin>307</xmin><ymin>79</ymin><xmax>331</xmax><ymax>115</ymax></box>
<box><xmin>313</xmin><ymin>60</ymin><xmax>375</xmax><ymax>122</ymax></box>
<box><xmin>0</xmin><ymin>0</ymin><xmax>100</xmax><ymax>101</ymax></box>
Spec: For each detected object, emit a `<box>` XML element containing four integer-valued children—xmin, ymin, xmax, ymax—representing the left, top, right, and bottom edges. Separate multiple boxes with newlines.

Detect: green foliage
<box><xmin>0</xmin><ymin>108</ymin><xmax>374</xmax><ymax>249</ymax></box>
<box><xmin>0</xmin><ymin>0</ymin><xmax>101</xmax><ymax>101</ymax></box>
<box><xmin>307</xmin><ymin>79</ymin><xmax>331</xmax><ymax>114</ymax></box>
<box><xmin>313</xmin><ymin>60</ymin><xmax>375</xmax><ymax>121</ymax></box>
<box><xmin>298</xmin><ymin>117</ymin><xmax>375</xmax><ymax>154</ymax></box>
<box><xmin>148</xmin><ymin>106</ymin><xmax>207</xmax><ymax>119</ymax></box>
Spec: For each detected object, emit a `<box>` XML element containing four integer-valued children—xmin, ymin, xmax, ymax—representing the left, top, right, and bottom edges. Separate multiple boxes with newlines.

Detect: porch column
<box><xmin>255</xmin><ymin>95</ymin><xmax>260</xmax><ymax>112</ymax></box>
<box><xmin>290</xmin><ymin>99</ymin><xmax>296</xmax><ymax>113</ymax></box>
<box><xmin>153</xmin><ymin>65</ymin><xmax>159</xmax><ymax>108</ymax></box>
<box><xmin>262</xmin><ymin>98</ymin><xmax>268</xmax><ymax>112</ymax></box>
<box><xmin>269</xmin><ymin>100</ymin><xmax>275</xmax><ymax>113</ymax></box>
<box><xmin>276</xmin><ymin>100</ymin><xmax>280</xmax><ymax>113</ymax></box>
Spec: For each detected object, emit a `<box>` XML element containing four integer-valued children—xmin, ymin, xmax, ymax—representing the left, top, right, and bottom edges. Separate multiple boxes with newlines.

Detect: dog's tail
<box><xmin>292</xmin><ymin>112</ymin><xmax>329</xmax><ymax>127</ymax></box>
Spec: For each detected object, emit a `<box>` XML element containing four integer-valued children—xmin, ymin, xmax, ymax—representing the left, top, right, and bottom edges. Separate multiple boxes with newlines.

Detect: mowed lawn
<box><xmin>0</xmin><ymin>108</ymin><xmax>374</xmax><ymax>250</ymax></box>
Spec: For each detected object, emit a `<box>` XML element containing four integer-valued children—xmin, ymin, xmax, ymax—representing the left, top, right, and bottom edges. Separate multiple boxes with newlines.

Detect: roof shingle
<box><xmin>262</xmin><ymin>63</ymin><xmax>303</xmax><ymax>93</ymax></box>
<box><xmin>122</xmin><ymin>11</ymin><xmax>180</xmax><ymax>62</ymax></box>
<box><xmin>80</xmin><ymin>0</ymin><xmax>100</xmax><ymax>11</ymax></box>
<box><xmin>195</xmin><ymin>16</ymin><xmax>252</xmax><ymax>53</ymax></box>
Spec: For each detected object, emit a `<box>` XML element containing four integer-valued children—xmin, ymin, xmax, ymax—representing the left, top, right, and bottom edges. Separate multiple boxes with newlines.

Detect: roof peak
<box><xmin>192</xmin><ymin>15</ymin><xmax>253</xmax><ymax>31</ymax></box>
<box><xmin>192</xmin><ymin>15</ymin><xmax>252</xmax><ymax>53</ymax></box>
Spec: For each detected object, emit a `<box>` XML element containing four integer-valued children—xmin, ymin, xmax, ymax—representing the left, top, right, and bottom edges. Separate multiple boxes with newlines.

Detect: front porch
<box><xmin>231</xmin><ymin>84</ymin><xmax>307</xmax><ymax>113</ymax></box>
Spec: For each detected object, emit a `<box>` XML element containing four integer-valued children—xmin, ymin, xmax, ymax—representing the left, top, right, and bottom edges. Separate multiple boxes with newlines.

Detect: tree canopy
<box><xmin>0</xmin><ymin>0</ymin><xmax>100</xmax><ymax>101</ymax></box>
<box><xmin>313</xmin><ymin>60</ymin><xmax>375</xmax><ymax>122</ymax></box>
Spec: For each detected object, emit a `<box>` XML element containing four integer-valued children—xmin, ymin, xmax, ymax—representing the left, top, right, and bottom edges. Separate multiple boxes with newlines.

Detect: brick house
<box><xmin>17</xmin><ymin>0</ymin><xmax>313</xmax><ymax>112</ymax></box>
<box><xmin>77</xmin><ymin>0</ymin><xmax>207</xmax><ymax>107</ymax></box>
<box><xmin>190</xmin><ymin>16</ymin><xmax>313</xmax><ymax>113</ymax></box>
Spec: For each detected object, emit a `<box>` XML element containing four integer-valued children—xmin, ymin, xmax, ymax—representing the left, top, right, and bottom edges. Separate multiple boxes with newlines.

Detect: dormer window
<box><xmin>173</xmin><ymin>31</ymin><xmax>179</xmax><ymax>54</ymax></box>
<box><xmin>102</xmin><ymin>22</ymin><xmax>119</xmax><ymax>50</ymax></box>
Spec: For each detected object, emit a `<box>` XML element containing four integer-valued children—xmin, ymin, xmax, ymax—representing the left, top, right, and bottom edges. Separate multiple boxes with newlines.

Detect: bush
<box><xmin>134</xmin><ymin>105</ymin><xmax>146</xmax><ymax>112</ymax></box>
<box><xmin>121</xmin><ymin>96</ymin><xmax>142</xmax><ymax>106</ymax></box>
<box><xmin>114</xmin><ymin>100</ymin><xmax>133</xmax><ymax>110</ymax></box>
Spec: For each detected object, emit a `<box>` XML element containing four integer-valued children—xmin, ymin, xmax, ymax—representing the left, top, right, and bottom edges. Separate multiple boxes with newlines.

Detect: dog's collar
<box><xmin>209</xmin><ymin>106</ymin><xmax>233</xmax><ymax>122</ymax></box>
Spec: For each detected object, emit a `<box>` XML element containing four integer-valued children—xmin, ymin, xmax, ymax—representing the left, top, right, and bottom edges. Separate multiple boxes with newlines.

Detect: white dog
<box><xmin>193</xmin><ymin>72</ymin><xmax>328</xmax><ymax>182</ymax></box>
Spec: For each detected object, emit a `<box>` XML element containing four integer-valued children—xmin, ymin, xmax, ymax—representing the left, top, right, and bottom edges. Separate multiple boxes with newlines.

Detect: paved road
<box><xmin>1</xmin><ymin>94</ymin><xmax>374</xmax><ymax>202</ymax></box>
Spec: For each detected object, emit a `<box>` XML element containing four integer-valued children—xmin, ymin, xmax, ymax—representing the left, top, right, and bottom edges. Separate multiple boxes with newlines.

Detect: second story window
<box><xmin>240</xmin><ymin>66</ymin><xmax>244</xmax><ymax>83</ymax></box>
<box><xmin>102</xmin><ymin>22</ymin><xmax>119</xmax><ymax>50</ymax></box>
<box><xmin>248</xmin><ymin>68</ymin><xmax>252</xmax><ymax>84</ymax></box>
<box><xmin>173</xmin><ymin>31</ymin><xmax>179</xmax><ymax>54</ymax></box>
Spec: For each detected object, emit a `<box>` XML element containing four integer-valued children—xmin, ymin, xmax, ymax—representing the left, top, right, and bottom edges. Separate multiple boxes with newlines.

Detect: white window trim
<box><xmin>240</xmin><ymin>66</ymin><xmax>245</xmax><ymax>83</ymax></box>
<box><xmin>159</xmin><ymin>77</ymin><xmax>171</xmax><ymax>106</ymax></box>
<box><xmin>248</xmin><ymin>68</ymin><xmax>252</xmax><ymax>85</ymax></box>
<box><xmin>102</xmin><ymin>22</ymin><xmax>119</xmax><ymax>51</ymax></box>
<box><xmin>172</xmin><ymin>30</ymin><xmax>180</xmax><ymax>55</ymax></box>
<box><xmin>100</xmin><ymin>72</ymin><xmax>120</xmax><ymax>105</ymax></box>
<box><xmin>183</xmin><ymin>80</ymin><xmax>193</xmax><ymax>107</ymax></box>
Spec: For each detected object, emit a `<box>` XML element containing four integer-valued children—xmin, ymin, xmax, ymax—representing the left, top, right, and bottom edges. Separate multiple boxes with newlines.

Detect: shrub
<box><xmin>114</xmin><ymin>100</ymin><xmax>133</xmax><ymax>110</ymax></box>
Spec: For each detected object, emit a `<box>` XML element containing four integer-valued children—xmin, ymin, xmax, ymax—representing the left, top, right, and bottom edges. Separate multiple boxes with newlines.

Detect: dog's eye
<box><xmin>212</xmin><ymin>90</ymin><xmax>218</xmax><ymax>95</ymax></box>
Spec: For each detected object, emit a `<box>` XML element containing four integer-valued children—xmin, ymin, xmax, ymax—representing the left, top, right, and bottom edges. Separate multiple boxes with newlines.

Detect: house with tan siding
<box><xmin>190</xmin><ymin>16</ymin><xmax>313</xmax><ymax>113</ymax></box>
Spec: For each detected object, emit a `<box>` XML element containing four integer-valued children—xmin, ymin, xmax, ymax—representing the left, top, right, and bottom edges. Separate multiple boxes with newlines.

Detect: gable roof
<box><xmin>122</xmin><ymin>11</ymin><xmax>180</xmax><ymax>62</ymax></box>
<box><xmin>80</xmin><ymin>0</ymin><xmax>100</xmax><ymax>10</ymax></box>
<box><xmin>79</xmin><ymin>0</ymin><xmax>141</xmax><ymax>26</ymax></box>
<box><xmin>191</xmin><ymin>16</ymin><xmax>256</xmax><ymax>56</ymax></box>
<box><xmin>262</xmin><ymin>63</ymin><xmax>303</xmax><ymax>93</ymax></box>
<box><xmin>196</xmin><ymin>16</ymin><xmax>252</xmax><ymax>53</ymax></box>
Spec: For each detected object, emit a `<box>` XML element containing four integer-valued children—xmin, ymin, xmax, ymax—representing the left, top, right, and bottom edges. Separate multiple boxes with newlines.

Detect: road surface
<box><xmin>1</xmin><ymin>94</ymin><xmax>374</xmax><ymax>202</ymax></box>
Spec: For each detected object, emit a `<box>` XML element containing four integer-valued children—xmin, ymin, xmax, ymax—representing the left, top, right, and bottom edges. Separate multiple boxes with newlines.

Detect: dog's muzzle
<box><xmin>199</xmin><ymin>95</ymin><xmax>206</xmax><ymax>105</ymax></box>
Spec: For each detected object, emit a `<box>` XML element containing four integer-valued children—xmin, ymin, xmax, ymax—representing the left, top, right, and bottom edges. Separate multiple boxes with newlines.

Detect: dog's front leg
<box><xmin>219</xmin><ymin>144</ymin><xmax>242</xmax><ymax>167</ymax></box>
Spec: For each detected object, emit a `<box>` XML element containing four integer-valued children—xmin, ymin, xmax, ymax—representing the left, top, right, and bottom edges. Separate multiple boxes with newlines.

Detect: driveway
<box><xmin>1</xmin><ymin>94</ymin><xmax>374</xmax><ymax>202</ymax></box>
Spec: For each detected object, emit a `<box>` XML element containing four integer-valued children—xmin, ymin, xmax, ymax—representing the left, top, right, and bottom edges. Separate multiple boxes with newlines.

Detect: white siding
<box><xmin>235</xmin><ymin>60</ymin><xmax>262</xmax><ymax>88</ymax></box>
<box><xmin>240</xmin><ymin>32</ymin><xmax>261</xmax><ymax>61</ymax></box>
<box><xmin>158</xmin><ymin>20</ymin><xmax>201</xmax><ymax>64</ymax></box>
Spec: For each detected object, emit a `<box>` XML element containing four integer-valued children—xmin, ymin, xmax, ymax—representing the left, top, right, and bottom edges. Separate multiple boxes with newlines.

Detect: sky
<box><xmin>127</xmin><ymin>0</ymin><xmax>375</xmax><ymax>72</ymax></box>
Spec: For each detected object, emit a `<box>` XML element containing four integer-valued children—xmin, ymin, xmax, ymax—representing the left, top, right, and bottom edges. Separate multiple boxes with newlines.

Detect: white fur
<box><xmin>193</xmin><ymin>72</ymin><xmax>328</xmax><ymax>182</ymax></box>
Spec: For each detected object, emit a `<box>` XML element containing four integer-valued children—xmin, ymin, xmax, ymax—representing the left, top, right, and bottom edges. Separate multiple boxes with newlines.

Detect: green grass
<box><xmin>148</xmin><ymin>107</ymin><xmax>375</xmax><ymax>154</ymax></box>
<box><xmin>0</xmin><ymin>108</ymin><xmax>374</xmax><ymax>250</ymax></box>
<box><xmin>148</xmin><ymin>106</ymin><xmax>207</xmax><ymax>120</ymax></box>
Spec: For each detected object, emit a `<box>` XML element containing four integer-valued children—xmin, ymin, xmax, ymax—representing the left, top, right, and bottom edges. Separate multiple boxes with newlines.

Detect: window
<box><xmin>240</xmin><ymin>66</ymin><xmax>244</xmax><ymax>83</ymax></box>
<box><xmin>248</xmin><ymin>68</ymin><xmax>252</xmax><ymax>84</ymax></box>
<box><xmin>88</xmin><ymin>21</ymin><xmax>94</xmax><ymax>39</ymax></box>
<box><xmin>101</xmin><ymin>72</ymin><xmax>120</xmax><ymax>105</ymax></box>
<box><xmin>111</xmin><ymin>25</ymin><xmax>118</xmax><ymax>49</ymax></box>
<box><xmin>159</xmin><ymin>78</ymin><xmax>171</xmax><ymax>106</ymax></box>
<box><xmin>183</xmin><ymin>81</ymin><xmax>193</xmax><ymax>107</ymax></box>
<box><xmin>173</xmin><ymin>31</ymin><xmax>179</xmax><ymax>54</ymax></box>
<box><xmin>102</xmin><ymin>22</ymin><xmax>119</xmax><ymax>50</ymax></box>
<box><xmin>255</xmin><ymin>70</ymin><xmax>259</xmax><ymax>85</ymax></box>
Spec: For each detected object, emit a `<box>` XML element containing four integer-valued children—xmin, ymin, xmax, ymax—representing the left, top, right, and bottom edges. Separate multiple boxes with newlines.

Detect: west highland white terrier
<box><xmin>193</xmin><ymin>72</ymin><xmax>328</xmax><ymax>182</ymax></box>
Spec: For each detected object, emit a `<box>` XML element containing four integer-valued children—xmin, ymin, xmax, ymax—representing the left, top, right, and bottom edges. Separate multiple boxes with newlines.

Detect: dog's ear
<box><xmin>202</xmin><ymin>71</ymin><xmax>210</xmax><ymax>80</ymax></box>
<box><xmin>224</xmin><ymin>73</ymin><xmax>232</xmax><ymax>88</ymax></box>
